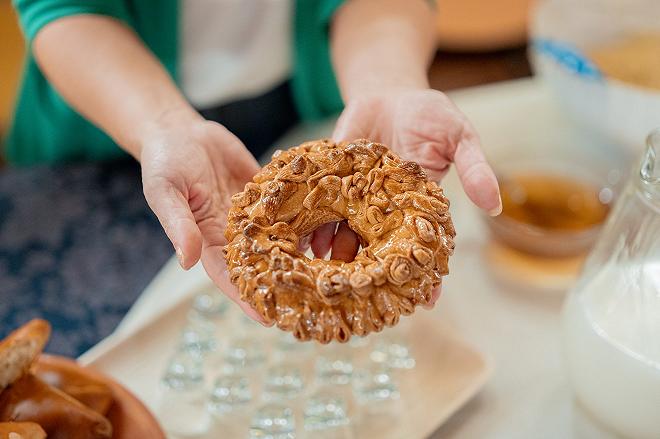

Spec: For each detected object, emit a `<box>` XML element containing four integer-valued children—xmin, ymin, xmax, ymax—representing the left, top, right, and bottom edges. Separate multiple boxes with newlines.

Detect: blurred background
<box><xmin>0</xmin><ymin>0</ymin><xmax>534</xmax><ymax>154</ymax></box>
<box><xmin>0</xmin><ymin>0</ymin><xmax>24</xmax><ymax>146</ymax></box>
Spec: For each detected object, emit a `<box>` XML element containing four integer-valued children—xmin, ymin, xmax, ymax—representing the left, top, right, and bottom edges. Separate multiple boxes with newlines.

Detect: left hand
<box><xmin>308</xmin><ymin>88</ymin><xmax>502</xmax><ymax>304</ymax></box>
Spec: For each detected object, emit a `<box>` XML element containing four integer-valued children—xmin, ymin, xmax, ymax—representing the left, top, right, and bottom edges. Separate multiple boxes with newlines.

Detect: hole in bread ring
<box><xmin>224</xmin><ymin>139</ymin><xmax>455</xmax><ymax>343</ymax></box>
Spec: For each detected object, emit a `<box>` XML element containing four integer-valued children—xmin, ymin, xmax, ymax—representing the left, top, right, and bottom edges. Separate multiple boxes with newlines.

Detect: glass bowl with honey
<box><xmin>485</xmin><ymin>163</ymin><xmax>615</xmax><ymax>258</ymax></box>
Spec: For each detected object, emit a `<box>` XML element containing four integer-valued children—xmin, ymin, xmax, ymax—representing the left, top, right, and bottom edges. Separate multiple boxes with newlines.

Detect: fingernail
<box><xmin>488</xmin><ymin>195</ymin><xmax>503</xmax><ymax>217</ymax></box>
<box><xmin>175</xmin><ymin>246</ymin><xmax>185</xmax><ymax>269</ymax></box>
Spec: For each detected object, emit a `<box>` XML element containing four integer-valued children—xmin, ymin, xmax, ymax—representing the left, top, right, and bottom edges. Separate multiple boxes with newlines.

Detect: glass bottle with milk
<box><xmin>562</xmin><ymin>129</ymin><xmax>660</xmax><ymax>439</ymax></box>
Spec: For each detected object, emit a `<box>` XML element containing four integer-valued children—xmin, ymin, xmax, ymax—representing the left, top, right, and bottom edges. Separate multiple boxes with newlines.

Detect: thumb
<box><xmin>143</xmin><ymin>177</ymin><xmax>203</xmax><ymax>270</ymax></box>
<box><xmin>201</xmin><ymin>247</ymin><xmax>267</xmax><ymax>323</ymax></box>
<box><xmin>332</xmin><ymin>105</ymin><xmax>369</xmax><ymax>142</ymax></box>
<box><xmin>453</xmin><ymin>131</ymin><xmax>502</xmax><ymax>216</ymax></box>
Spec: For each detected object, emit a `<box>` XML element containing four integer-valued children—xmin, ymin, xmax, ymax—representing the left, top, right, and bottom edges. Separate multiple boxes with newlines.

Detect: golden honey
<box><xmin>499</xmin><ymin>173</ymin><xmax>610</xmax><ymax>232</ymax></box>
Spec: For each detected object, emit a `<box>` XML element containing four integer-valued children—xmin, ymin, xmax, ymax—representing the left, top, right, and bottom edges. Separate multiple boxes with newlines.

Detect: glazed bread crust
<box><xmin>0</xmin><ymin>320</ymin><xmax>50</xmax><ymax>392</ymax></box>
<box><xmin>224</xmin><ymin>139</ymin><xmax>455</xmax><ymax>343</ymax></box>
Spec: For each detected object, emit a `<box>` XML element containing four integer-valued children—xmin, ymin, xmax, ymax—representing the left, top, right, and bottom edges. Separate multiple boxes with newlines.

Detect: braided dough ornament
<box><xmin>224</xmin><ymin>139</ymin><xmax>455</xmax><ymax>343</ymax></box>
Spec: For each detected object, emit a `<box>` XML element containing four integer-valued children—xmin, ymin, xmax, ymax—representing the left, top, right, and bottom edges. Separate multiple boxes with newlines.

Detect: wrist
<box><xmin>331</xmin><ymin>0</ymin><xmax>435</xmax><ymax>103</ymax></box>
<box><xmin>344</xmin><ymin>76</ymin><xmax>430</xmax><ymax>102</ymax></box>
<box><xmin>337</xmin><ymin>51</ymin><xmax>430</xmax><ymax>102</ymax></box>
<box><xmin>129</xmin><ymin>104</ymin><xmax>202</xmax><ymax>160</ymax></box>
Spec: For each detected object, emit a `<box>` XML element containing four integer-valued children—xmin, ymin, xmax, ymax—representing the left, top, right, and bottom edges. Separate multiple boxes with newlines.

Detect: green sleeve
<box><xmin>6</xmin><ymin>0</ymin><xmax>178</xmax><ymax>165</ymax></box>
<box><xmin>6</xmin><ymin>1</ymin><xmax>133</xmax><ymax>165</ymax></box>
<box><xmin>319</xmin><ymin>0</ymin><xmax>345</xmax><ymax>22</ymax></box>
<box><xmin>12</xmin><ymin>0</ymin><xmax>129</xmax><ymax>42</ymax></box>
<box><xmin>292</xmin><ymin>0</ymin><xmax>346</xmax><ymax>121</ymax></box>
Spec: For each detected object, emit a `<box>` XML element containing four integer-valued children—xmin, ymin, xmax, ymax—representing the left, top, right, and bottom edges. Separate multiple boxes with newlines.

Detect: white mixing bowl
<box><xmin>530</xmin><ymin>0</ymin><xmax>660</xmax><ymax>156</ymax></box>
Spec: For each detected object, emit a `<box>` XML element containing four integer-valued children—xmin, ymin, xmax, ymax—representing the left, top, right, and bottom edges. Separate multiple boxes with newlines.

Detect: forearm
<box><xmin>331</xmin><ymin>0</ymin><xmax>436</xmax><ymax>101</ymax></box>
<box><xmin>33</xmin><ymin>15</ymin><xmax>198</xmax><ymax>159</ymax></box>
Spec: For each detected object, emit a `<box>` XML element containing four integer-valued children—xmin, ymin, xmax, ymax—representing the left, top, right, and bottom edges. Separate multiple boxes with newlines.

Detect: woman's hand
<box><xmin>320</xmin><ymin>0</ymin><xmax>502</xmax><ymax>307</ymax></box>
<box><xmin>334</xmin><ymin>88</ymin><xmax>501</xmax><ymax>212</ymax></box>
<box><xmin>31</xmin><ymin>15</ymin><xmax>263</xmax><ymax>319</ymax></box>
<box><xmin>310</xmin><ymin>88</ymin><xmax>502</xmax><ymax>306</ymax></box>
<box><xmin>139</xmin><ymin>109</ymin><xmax>263</xmax><ymax>320</ymax></box>
<box><xmin>313</xmin><ymin>89</ymin><xmax>501</xmax><ymax>257</ymax></box>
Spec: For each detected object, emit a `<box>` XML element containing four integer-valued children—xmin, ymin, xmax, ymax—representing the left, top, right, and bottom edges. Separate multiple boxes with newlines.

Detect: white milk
<box><xmin>562</xmin><ymin>262</ymin><xmax>660</xmax><ymax>439</ymax></box>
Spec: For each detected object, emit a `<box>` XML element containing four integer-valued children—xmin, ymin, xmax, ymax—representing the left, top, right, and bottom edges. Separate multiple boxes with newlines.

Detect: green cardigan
<box><xmin>6</xmin><ymin>0</ymin><xmax>345</xmax><ymax>165</ymax></box>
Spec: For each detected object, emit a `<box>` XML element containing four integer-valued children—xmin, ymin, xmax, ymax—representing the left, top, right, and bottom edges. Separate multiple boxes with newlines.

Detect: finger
<box><xmin>331</xmin><ymin>104</ymin><xmax>370</xmax><ymax>143</ymax></box>
<box><xmin>192</xmin><ymin>193</ymin><xmax>265</xmax><ymax>323</ymax></box>
<box><xmin>330</xmin><ymin>221</ymin><xmax>360</xmax><ymax>262</ymax></box>
<box><xmin>189</xmin><ymin>180</ymin><xmax>234</xmax><ymax>242</ymax></box>
<box><xmin>201</xmin><ymin>245</ymin><xmax>267</xmax><ymax>323</ymax></box>
<box><xmin>143</xmin><ymin>178</ymin><xmax>203</xmax><ymax>270</ymax></box>
<box><xmin>297</xmin><ymin>233</ymin><xmax>312</xmax><ymax>253</ymax></box>
<box><xmin>331</xmin><ymin>109</ymin><xmax>354</xmax><ymax>142</ymax></box>
<box><xmin>423</xmin><ymin>284</ymin><xmax>442</xmax><ymax>310</ymax></box>
<box><xmin>454</xmin><ymin>133</ymin><xmax>502</xmax><ymax>216</ymax></box>
<box><xmin>311</xmin><ymin>222</ymin><xmax>337</xmax><ymax>259</ymax></box>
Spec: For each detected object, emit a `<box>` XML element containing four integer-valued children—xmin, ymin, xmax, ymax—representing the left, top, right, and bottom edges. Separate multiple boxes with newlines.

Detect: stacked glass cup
<box><xmin>156</xmin><ymin>289</ymin><xmax>417</xmax><ymax>438</ymax></box>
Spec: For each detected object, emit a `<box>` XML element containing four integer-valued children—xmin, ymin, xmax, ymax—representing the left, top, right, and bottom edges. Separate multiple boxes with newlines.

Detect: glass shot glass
<box><xmin>157</xmin><ymin>349</ymin><xmax>210</xmax><ymax>436</ymax></box>
<box><xmin>189</xmin><ymin>290</ymin><xmax>230</xmax><ymax>322</ymax></box>
<box><xmin>262</xmin><ymin>362</ymin><xmax>305</xmax><ymax>401</ymax></box>
<box><xmin>351</xmin><ymin>362</ymin><xmax>400</xmax><ymax>405</ymax></box>
<box><xmin>369</xmin><ymin>334</ymin><xmax>415</xmax><ymax>370</ymax></box>
<box><xmin>207</xmin><ymin>372</ymin><xmax>252</xmax><ymax>417</ymax></box>
<box><xmin>224</xmin><ymin>336</ymin><xmax>267</xmax><ymax>369</ymax></box>
<box><xmin>248</xmin><ymin>402</ymin><xmax>296</xmax><ymax>439</ymax></box>
<box><xmin>315</xmin><ymin>348</ymin><xmax>354</xmax><ymax>386</ymax></box>
<box><xmin>179</xmin><ymin>318</ymin><xmax>218</xmax><ymax>358</ymax></box>
<box><xmin>303</xmin><ymin>388</ymin><xmax>352</xmax><ymax>438</ymax></box>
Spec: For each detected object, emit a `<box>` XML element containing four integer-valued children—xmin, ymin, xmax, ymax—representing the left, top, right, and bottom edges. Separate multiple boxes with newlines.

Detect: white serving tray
<box><xmin>81</xmin><ymin>281</ymin><xmax>491</xmax><ymax>439</ymax></box>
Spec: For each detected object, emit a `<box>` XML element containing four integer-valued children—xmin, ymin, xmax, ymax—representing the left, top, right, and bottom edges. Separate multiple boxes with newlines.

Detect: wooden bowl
<box><xmin>37</xmin><ymin>354</ymin><xmax>165</xmax><ymax>439</ymax></box>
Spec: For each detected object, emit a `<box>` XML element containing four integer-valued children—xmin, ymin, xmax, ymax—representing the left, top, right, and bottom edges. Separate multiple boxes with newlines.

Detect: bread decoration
<box><xmin>225</xmin><ymin>139</ymin><xmax>455</xmax><ymax>343</ymax></box>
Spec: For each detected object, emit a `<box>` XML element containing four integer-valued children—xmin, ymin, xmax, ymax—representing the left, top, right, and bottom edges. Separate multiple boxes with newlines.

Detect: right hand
<box><xmin>138</xmin><ymin>108</ymin><xmax>264</xmax><ymax>321</ymax></box>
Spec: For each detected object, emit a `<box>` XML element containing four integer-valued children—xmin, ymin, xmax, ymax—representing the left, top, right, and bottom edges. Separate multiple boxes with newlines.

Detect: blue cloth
<box><xmin>0</xmin><ymin>160</ymin><xmax>172</xmax><ymax>356</ymax></box>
